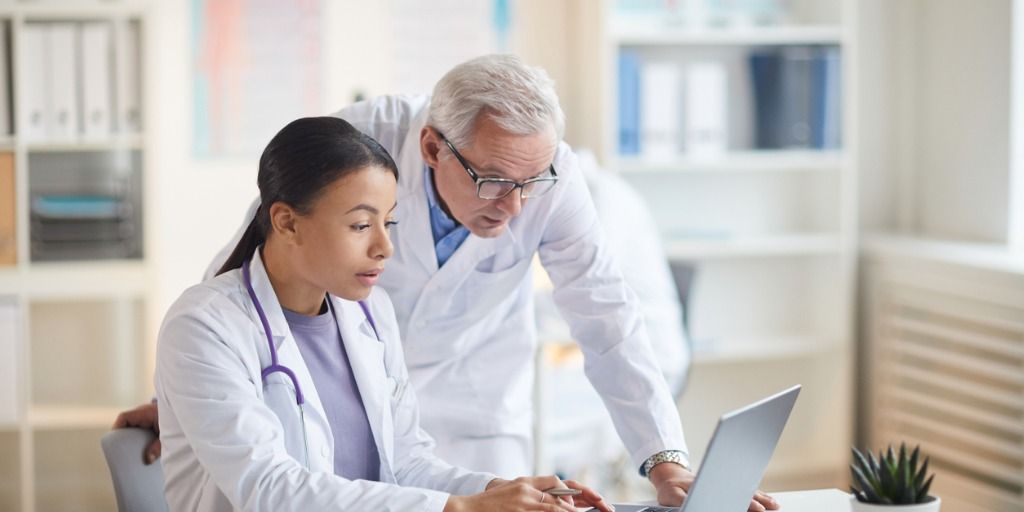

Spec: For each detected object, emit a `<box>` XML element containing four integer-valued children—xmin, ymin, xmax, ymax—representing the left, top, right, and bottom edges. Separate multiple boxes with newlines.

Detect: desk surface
<box><xmin>773</xmin><ymin>489</ymin><xmax>851</xmax><ymax>511</ymax></box>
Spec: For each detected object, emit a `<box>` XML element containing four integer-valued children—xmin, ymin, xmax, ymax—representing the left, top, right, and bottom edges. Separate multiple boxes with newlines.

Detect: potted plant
<box><xmin>850</xmin><ymin>443</ymin><xmax>940</xmax><ymax>511</ymax></box>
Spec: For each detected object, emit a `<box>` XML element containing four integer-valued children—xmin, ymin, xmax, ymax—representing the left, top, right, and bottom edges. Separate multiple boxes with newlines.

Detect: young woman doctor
<box><xmin>154</xmin><ymin>117</ymin><xmax>612</xmax><ymax>512</ymax></box>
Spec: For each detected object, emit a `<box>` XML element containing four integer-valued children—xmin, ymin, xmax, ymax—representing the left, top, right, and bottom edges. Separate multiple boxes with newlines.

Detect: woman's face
<box><xmin>290</xmin><ymin>166</ymin><xmax>398</xmax><ymax>301</ymax></box>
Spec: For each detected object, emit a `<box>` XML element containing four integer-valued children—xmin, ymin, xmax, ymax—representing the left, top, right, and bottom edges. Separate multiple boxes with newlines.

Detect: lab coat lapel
<box><xmin>394</xmin><ymin>112</ymin><xmax>439</xmax><ymax>275</ymax></box>
<box><xmin>330</xmin><ymin>295</ymin><xmax>394</xmax><ymax>478</ymax></box>
<box><xmin>246</xmin><ymin>252</ymin><xmax>331</xmax><ymax>448</ymax></box>
<box><xmin>433</xmin><ymin>226</ymin><xmax>516</xmax><ymax>281</ymax></box>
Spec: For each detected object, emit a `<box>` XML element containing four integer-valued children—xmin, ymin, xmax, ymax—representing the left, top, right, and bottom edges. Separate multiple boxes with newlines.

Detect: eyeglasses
<box><xmin>440</xmin><ymin>133</ymin><xmax>559</xmax><ymax>200</ymax></box>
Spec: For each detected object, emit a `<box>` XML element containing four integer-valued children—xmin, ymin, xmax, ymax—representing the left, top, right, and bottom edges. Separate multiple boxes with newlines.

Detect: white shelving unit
<box><xmin>600</xmin><ymin>0</ymin><xmax>858</xmax><ymax>491</ymax></box>
<box><xmin>0</xmin><ymin>2</ymin><xmax>154</xmax><ymax>510</ymax></box>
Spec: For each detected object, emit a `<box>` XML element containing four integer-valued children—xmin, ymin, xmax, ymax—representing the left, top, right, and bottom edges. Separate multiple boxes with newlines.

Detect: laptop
<box><xmin>597</xmin><ymin>385</ymin><xmax>801</xmax><ymax>512</ymax></box>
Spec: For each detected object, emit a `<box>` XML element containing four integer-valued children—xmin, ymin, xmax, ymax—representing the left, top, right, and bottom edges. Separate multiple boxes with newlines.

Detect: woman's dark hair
<box><xmin>216</xmin><ymin>117</ymin><xmax>399</xmax><ymax>275</ymax></box>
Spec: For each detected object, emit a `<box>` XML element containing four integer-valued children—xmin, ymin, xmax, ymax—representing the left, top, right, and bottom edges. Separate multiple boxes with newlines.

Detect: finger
<box><xmin>536</xmin><ymin>489</ymin><xmax>575</xmax><ymax>512</ymax></box>
<box><xmin>145</xmin><ymin>440</ymin><xmax>162</xmax><ymax>464</ymax></box>
<box><xmin>534</xmin><ymin>475</ymin><xmax>565</xmax><ymax>491</ymax></box>
<box><xmin>112</xmin><ymin>413</ymin><xmax>127</xmax><ymax>429</ymax></box>
<box><xmin>565</xmin><ymin>479</ymin><xmax>610</xmax><ymax>512</ymax></box>
<box><xmin>747</xmin><ymin>499</ymin><xmax>767</xmax><ymax>512</ymax></box>
<box><xmin>754</xmin><ymin>491</ymin><xmax>779</xmax><ymax>510</ymax></box>
<box><xmin>658</xmin><ymin>487</ymin><xmax>688</xmax><ymax>507</ymax></box>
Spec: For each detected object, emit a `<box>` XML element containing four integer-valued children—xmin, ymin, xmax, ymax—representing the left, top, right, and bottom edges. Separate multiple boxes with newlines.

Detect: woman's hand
<box><xmin>445</xmin><ymin>475</ymin><xmax>615</xmax><ymax>512</ymax></box>
<box><xmin>444</xmin><ymin>480</ymin><xmax>575</xmax><ymax>512</ymax></box>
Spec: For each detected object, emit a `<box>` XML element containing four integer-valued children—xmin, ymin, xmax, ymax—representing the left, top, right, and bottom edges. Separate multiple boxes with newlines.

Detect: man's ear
<box><xmin>420</xmin><ymin>126</ymin><xmax>443</xmax><ymax>169</ymax></box>
<box><xmin>268</xmin><ymin>201</ymin><xmax>300</xmax><ymax>243</ymax></box>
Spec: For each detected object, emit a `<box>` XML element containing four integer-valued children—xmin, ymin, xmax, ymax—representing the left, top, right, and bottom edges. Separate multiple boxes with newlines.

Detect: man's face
<box><xmin>421</xmin><ymin>116</ymin><xmax>557</xmax><ymax>238</ymax></box>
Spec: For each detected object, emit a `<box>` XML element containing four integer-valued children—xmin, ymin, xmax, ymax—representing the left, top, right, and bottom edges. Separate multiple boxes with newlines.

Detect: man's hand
<box><xmin>649</xmin><ymin>462</ymin><xmax>779</xmax><ymax>512</ymax></box>
<box><xmin>112</xmin><ymin>402</ymin><xmax>161</xmax><ymax>464</ymax></box>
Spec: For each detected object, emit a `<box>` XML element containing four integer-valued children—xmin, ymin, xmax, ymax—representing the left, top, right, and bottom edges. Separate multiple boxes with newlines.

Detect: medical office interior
<box><xmin>0</xmin><ymin>0</ymin><xmax>1021</xmax><ymax>510</ymax></box>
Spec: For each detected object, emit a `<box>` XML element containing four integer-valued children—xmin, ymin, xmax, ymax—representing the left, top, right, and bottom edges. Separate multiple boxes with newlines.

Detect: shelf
<box><xmin>612</xmin><ymin>25</ymin><xmax>845</xmax><ymax>46</ymax></box>
<box><xmin>28</xmin><ymin>405</ymin><xmax>123</xmax><ymax>430</ymax></box>
<box><xmin>614</xmin><ymin>150</ymin><xmax>844</xmax><ymax>174</ymax></box>
<box><xmin>3</xmin><ymin>2</ymin><xmax>148</xmax><ymax>19</ymax></box>
<box><xmin>862</xmin><ymin>233</ymin><xmax>1024</xmax><ymax>276</ymax></box>
<box><xmin>692</xmin><ymin>335</ymin><xmax>843</xmax><ymax>364</ymax></box>
<box><xmin>24</xmin><ymin>137</ymin><xmax>144</xmax><ymax>153</ymax></box>
<box><xmin>0</xmin><ymin>260</ymin><xmax>148</xmax><ymax>299</ymax></box>
<box><xmin>664</xmin><ymin>233</ymin><xmax>842</xmax><ymax>260</ymax></box>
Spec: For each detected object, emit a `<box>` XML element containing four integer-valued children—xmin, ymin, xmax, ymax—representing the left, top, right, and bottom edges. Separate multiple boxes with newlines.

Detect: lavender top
<box><xmin>283</xmin><ymin>303</ymin><xmax>381</xmax><ymax>481</ymax></box>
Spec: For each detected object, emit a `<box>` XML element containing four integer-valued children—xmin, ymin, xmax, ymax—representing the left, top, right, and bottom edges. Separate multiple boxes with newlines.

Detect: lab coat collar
<box><xmin>245</xmin><ymin>251</ymin><xmax>332</xmax><ymax>455</ymax></box>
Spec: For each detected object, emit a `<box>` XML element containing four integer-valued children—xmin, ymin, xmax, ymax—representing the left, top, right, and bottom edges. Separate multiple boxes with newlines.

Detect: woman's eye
<box><xmin>352</xmin><ymin>223</ymin><xmax>371</xmax><ymax>232</ymax></box>
<box><xmin>385</xmin><ymin>220</ymin><xmax>399</xmax><ymax>230</ymax></box>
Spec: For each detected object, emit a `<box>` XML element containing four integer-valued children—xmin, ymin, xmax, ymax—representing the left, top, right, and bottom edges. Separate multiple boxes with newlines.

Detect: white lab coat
<box><xmin>157</xmin><ymin>251</ymin><xmax>495</xmax><ymax>512</ymax></box>
<box><xmin>208</xmin><ymin>95</ymin><xmax>688</xmax><ymax>476</ymax></box>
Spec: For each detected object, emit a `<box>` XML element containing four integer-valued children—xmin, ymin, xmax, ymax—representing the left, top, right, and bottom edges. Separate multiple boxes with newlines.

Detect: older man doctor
<box><xmin>119</xmin><ymin>55</ymin><xmax>777</xmax><ymax>510</ymax></box>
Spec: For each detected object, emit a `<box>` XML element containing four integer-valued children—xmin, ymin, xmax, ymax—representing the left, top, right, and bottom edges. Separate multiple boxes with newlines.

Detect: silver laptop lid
<box><xmin>681</xmin><ymin>385</ymin><xmax>801</xmax><ymax>512</ymax></box>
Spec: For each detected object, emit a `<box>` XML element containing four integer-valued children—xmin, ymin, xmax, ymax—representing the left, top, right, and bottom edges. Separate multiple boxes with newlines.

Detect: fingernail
<box><xmin>146</xmin><ymin>452</ymin><xmax>156</xmax><ymax>464</ymax></box>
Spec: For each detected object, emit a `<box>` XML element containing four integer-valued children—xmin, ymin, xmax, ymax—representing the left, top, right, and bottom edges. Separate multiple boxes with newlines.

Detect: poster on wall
<box><xmin>191</xmin><ymin>0</ymin><xmax>322</xmax><ymax>159</ymax></box>
<box><xmin>391</xmin><ymin>0</ymin><xmax>510</xmax><ymax>96</ymax></box>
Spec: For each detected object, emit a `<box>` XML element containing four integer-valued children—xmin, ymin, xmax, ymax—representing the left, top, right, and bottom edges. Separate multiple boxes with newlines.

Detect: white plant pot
<box><xmin>850</xmin><ymin>496</ymin><xmax>941</xmax><ymax>512</ymax></box>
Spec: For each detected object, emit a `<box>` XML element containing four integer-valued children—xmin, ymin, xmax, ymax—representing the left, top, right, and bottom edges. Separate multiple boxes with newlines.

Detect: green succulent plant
<box><xmin>850</xmin><ymin>443</ymin><xmax>935</xmax><ymax>505</ymax></box>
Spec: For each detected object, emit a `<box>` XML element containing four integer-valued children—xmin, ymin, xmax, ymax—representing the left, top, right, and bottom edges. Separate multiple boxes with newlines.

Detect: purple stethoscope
<box><xmin>242</xmin><ymin>259</ymin><xmax>380</xmax><ymax>467</ymax></box>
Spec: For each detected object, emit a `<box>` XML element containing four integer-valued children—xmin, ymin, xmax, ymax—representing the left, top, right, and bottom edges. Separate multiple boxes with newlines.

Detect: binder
<box><xmin>750</xmin><ymin>50</ymin><xmax>782</xmax><ymax>149</ymax></box>
<box><xmin>778</xmin><ymin>46</ymin><xmax>815</xmax><ymax>149</ymax></box>
<box><xmin>618</xmin><ymin>51</ymin><xmax>641</xmax><ymax>155</ymax></box>
<box><xmin>80</xmin><ymin>22</ymin><xmax>114</xmax><ymax>140</ymax></box>
<box><xmin>685</xmin><ymin>62</ymin><xmax>728</xmax><ymax>158</ymax></box>
<box><xmin>22</xmin><ymin>24</ymin><xmax>49</xmax><ymax>141</ymax></box>
<box><xmin>47</xmin><ymin>23</ymin><xmax>80</xmax><ymax>141</ymax></box>
<box><xmin>640</xmin><ymin>62</ymin><xmax>682</xmax><ymax>160</ymax></box>
<box><xmin>114</xmin><ymin>20</ymin><xmax>142</xmax><ymax>134</ymax></box>
<box><xmin>0</xmin><ymin>153</ymin><xmax>13</xmax><ymax>266</ymax></box>
<box><xmin>0</xmin><ymin>298</ymin><xmax>17</xmax><ymax>425</ymax></box>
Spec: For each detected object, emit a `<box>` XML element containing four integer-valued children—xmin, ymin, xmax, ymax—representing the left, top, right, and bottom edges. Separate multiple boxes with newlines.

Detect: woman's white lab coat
<box><xmin>156</xmin><ymin>251</ymin><xmax>495</xmax><ymax>512</ymax></box>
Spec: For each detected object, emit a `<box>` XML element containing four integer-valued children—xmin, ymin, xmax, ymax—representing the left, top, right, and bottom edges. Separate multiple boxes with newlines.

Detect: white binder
<box><xmin>0</xmin><ymin>298</ymin><xmax>18</xmax><ymax>425</ymax></box>
<box><xmin>685</xmin><ymin>62</ymin><xmax>728</xmax><ymax>158</ymax></box>
<box><xmin>114</xmin><ymin>20</ymin><xmax>141</xmax><ymax>134</ymax></box>
<box><xmin>21</xmin><ymin>24</ymin><xmax>49</xmax><ymax>141</ymax></box>
<box><xmin>80</xmin><ymin>22</ymin><xmax>114</xmax><ymax>140</ymax></box>
<box><xmin>640</xmin><ymin>62</ymin><xmax>682</xmax><ymax>160</ymax></box>
<box><xmin>47</xmin><ymin>23</ymin><xmax>80</xmax><ymax>141</ymax></box>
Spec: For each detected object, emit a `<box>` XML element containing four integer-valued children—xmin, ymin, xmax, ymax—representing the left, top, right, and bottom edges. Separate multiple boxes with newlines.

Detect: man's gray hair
<box><xmin>427</xmin><ymin>54</ymin><xmax>566</xmax><ymax>149</ymax></box>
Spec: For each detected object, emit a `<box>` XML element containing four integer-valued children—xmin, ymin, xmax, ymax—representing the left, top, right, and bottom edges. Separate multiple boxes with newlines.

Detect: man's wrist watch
<box><xmin>640</xmin><ymin>450</ymin><xmax>690</xmax><ymax>477</ymax></box>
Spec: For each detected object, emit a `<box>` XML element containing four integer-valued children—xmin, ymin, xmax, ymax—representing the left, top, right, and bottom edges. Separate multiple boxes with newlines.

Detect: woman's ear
<box><xmin>268</xmin><ymin>201</ymin><xmax>300</xmax><ymax>243</ymax></box>
<box><xmin>420</xmin><ymin>126</ymin><xmax>443</xmax><ymax>169</ymax></box>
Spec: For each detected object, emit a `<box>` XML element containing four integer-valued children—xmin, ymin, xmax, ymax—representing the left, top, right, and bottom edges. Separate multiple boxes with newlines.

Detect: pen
<box><xmin>544</xmin><ymin>488</ymin><xmax>583</xmax><ymax>497</ymax></box>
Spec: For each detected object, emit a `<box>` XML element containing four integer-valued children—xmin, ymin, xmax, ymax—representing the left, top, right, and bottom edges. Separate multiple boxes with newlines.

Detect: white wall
<box><xmin>858</xmin><ymin>0</ymin><xmax>1013</xmax><ymax>243</ymax></box>
<box><xmin>146</xmin><ymin>0</ymin><xmax>595</xmax><ymax>331</ymax></box>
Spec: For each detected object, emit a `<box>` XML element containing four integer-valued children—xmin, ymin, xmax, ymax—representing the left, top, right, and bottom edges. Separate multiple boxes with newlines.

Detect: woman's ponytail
<box><xmin>215</xmin><ymin>207</ymin><xmax>266</xmax><ymax>276</ymax></box>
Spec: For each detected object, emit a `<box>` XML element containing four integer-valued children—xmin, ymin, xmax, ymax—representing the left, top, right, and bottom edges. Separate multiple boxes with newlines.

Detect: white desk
<box><xmin>772</xmin><ymin>489</ymin><xmax>851</xmax><ymax>511</ymax></box>
<box><xmin>630</xmin><ymin>489</ymin><xmax>851</xmax><ymax>511</ymax></box>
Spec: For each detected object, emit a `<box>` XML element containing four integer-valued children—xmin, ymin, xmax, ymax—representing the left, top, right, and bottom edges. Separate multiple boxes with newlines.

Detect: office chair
<box><xmin>668</xmin><ymin>260</ymin><xmax>696</xmax><ymax>397</ymax></box>
<box><xmin>100</xmin><ymin>428</ymin><xmax>170</xmax><ymax>512</ymax></box>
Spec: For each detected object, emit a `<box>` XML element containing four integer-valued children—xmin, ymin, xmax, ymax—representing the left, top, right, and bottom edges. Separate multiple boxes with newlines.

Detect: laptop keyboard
<box><xmin>638</xmin><ymin>508</ymin><xmax>676</xmax><ymax>512</ymax></box>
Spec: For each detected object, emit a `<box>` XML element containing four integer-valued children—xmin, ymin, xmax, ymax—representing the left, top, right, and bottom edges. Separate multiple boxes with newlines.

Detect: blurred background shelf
<box><xmin>614</xmin><ymin>149</ymin><xmax>844</xmax><ymax>173</ymax></box>
<box><xmin>664</xmin><ymin>233</ymin><xmax>841</xmax><ymax>260</ymax></box>
<box><xmin>610</xmin><ymin>25</ymin><xmax>845</xmax><ymax>46</ymax></box>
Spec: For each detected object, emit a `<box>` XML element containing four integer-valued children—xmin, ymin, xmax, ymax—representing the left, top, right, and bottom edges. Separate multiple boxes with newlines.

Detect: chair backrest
<box><xmin>100</xmin><ymin>428</ymin><xmax>170</xmax><ymax>512</ymax></box>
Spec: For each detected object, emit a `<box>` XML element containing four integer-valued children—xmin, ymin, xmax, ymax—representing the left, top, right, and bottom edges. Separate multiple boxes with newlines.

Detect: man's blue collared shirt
<box><xmin>424</xmin><ymin>166</ymin><xmax>470</xmax><ymax>267</ymax></box>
